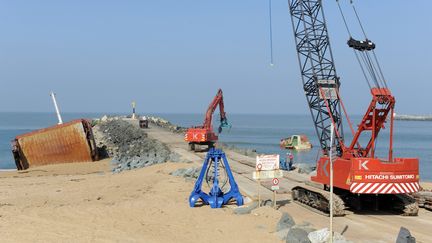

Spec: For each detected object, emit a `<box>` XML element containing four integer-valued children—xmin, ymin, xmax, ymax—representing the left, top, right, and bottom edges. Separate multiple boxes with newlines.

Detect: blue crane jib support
<box><xmin>288</xmin><ymin>0</ymin><xmax>344</xmax><ymax>155</ymax></box>
<box><xmin>189</xmin><ymin>148</ymin><xmax>243</xmax><ymax>208</ymax></box>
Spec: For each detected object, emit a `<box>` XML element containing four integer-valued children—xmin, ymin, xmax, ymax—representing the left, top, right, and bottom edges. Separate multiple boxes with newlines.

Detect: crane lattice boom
<box><xmin>288</xmin><ymin>0</ymin><xmax>344</xmax><ymax>155</ymax></box>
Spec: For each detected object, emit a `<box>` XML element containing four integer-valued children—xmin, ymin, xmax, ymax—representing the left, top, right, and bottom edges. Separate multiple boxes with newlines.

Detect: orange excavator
<box><xmin>184</xmin><ymin>89</ymin><xmax>231</xmax><ymax>152</ymax></box>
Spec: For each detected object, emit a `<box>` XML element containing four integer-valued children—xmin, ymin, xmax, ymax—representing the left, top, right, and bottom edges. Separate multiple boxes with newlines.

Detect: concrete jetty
<box><xmin>394</xmin><ymin>114</ymin><xmax>432</xmax><ymax>121</ymax></box>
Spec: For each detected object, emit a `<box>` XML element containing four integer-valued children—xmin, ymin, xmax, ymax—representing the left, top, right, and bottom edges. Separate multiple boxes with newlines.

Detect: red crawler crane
<box><xmin>287</xmin><ymin>0</ymin><xmax>419</xmax><ymax>215</ymax></box>
<box><xmin>184</xmin><ymin>89</ymin><xmax>230</xmax><ymax>152</ymax></box>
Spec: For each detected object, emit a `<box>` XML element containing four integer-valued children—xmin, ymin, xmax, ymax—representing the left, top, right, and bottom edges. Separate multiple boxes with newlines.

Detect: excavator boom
<box><xmin>203</xmin><ymin>89</ymin><xmax>230</xmax><ymax>133</ymax></box>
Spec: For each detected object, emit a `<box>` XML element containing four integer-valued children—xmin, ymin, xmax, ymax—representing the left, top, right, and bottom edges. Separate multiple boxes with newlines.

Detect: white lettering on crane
<box><xmin>364</xmin><ymin>174</ymin><xmax>415</xmax><ymax>180</ymax></box>
<box><xmin>390</xmin><ymin>175</ymin><xmax>415</xmax><ymax>180</ymax></box>
<box><xmin>365</xmin><ymin>175</ymin><xmax>388</xmax><ymax>180</ymax></box>
<box><xmin>322</xmin><ymin>159</ymin><xmax>329</xmax><ymax>177</ymax></box>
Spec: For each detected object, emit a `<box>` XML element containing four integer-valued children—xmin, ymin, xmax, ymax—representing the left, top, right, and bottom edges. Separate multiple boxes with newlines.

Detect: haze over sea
<box><xmin>1</xmin><ymin>112</ymin><xmax>430</xmax><ymax>181</ymax></box>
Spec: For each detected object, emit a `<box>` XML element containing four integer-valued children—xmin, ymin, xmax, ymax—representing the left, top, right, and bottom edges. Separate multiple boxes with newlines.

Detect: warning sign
<box><xmin>256</xmin><ymin>154</ymin><xmax>280</xmax><ymax>171</ymax></box>
<box><xmin>271</xmin><ymin>178</ymin><xmax>280</xmax><ymax>191</ymax></box>
<box><xmin>253</xmin><ymin>155</ymin><xmax>282</xmax><ymax>207</ymax></box>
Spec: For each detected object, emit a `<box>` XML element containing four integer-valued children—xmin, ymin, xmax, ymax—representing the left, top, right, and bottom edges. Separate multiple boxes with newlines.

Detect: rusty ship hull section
<box><xmin>12</xmin><ymin>119</ymin><xmax>98</xmax><ymax>170</ymax></box>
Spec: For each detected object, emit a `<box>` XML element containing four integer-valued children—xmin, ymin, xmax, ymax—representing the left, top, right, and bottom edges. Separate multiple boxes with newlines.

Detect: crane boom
<box><xmin>288</xmin><ymin>0</ymin><xmax>344</xmax><ymax>155</ymax></box>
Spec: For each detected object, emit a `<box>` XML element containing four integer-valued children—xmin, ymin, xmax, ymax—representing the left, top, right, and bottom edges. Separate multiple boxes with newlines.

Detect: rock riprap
<box><xmin>95</xmin><ymin>119</ymin><xmax>178</xmax><ymax>173</ymax></box>
<box><xmin>147</xmin><ymin>116</ymin><xmax>187</xmax><ymax>133</ymax></box>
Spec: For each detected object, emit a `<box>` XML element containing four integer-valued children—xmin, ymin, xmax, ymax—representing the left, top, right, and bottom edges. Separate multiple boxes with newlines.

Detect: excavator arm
<box><xmin>203</xmin><ymin>89</ymin><xmax>231</xmax><ymax>133</ymax></box>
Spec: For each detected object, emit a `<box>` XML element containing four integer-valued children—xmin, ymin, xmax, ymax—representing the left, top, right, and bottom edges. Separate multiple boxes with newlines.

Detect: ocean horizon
<box><xmin>1</xmin><ymin>112</ymin><xmax>431</xmax><ymax>181</ymax></box>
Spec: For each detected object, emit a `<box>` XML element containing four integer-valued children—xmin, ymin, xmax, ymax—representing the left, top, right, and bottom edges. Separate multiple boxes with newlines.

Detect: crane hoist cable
<box><xmin>353</xmin><ymin>50</ymin><xmax>372</xmax><ymax>89</ymax></box>
<box><xmin>351</xmin><ymin>0</ymin><xmax>388</xmax><ymax>89</ymax></box>
<box><xmin>336</xmin><ymin>0</ymin><xmax>352</xmax><ymax>37</ymax></box>
<box><xmin>268</xmin><ymin>0</ymin><xmax>274</xmax><ymax>66</ymax></box>
<box><xmin>351</xmin><ymin>0</ymin><xmax>388</xmax><ymax>88</ymax></box>
<box><xmin>336</xmin><ymin>0</ymin><xmax>374</xmax><ymax>89</ymax></box>
<box><xmin>335</xmin><ymin>0</ymin><xmax>388</xmax><ymax>93</ymax></box>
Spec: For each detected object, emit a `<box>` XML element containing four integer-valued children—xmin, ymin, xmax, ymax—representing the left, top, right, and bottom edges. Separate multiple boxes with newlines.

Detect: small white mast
<box><xmin>131</xmin><ymin>101</ymin><xmax>137</xmax><ymax>119</ymax></box>
<box><xmin>50</xmin><ymin>91</ymin><xmax>63</xmax><ymax>124</ymax></box>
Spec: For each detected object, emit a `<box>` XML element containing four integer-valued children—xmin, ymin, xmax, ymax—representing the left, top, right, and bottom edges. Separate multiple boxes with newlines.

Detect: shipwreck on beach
<box><xmin>11</xmin><ymin>119</ymin><xmax>98</xmax><ymax>170</ymax></box>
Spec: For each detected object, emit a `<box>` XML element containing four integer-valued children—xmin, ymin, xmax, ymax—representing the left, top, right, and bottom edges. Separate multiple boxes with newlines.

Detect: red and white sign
<box><xmin>271</xmin><ymin>178</ymin><xmax>280</xmax><ymax>191</ymax></box>
<box><xmin>350</xmin><ymin>182</ymin><xmax>420</xmax><ymax>194</ymax></box>
<box><xmin>256</xmin><ymin>163</ymin><xmax>262</xmax><ymax>171</ymax></box>
<box><xmin>256</xmin><ymin>154</ymin><xmax>280</xmax><ymax>171</ymax></box>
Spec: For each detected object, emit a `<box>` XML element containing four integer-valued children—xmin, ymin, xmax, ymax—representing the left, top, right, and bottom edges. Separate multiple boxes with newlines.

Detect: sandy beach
<box><xmin>0</xmin><ymin>159</ymin><xmax>282</xmax><ymax>243</ymax></box>
<box><xmin>1</xmin><ymin>122</ymin><xmax>432</xmax><ymax>243</ymax></box>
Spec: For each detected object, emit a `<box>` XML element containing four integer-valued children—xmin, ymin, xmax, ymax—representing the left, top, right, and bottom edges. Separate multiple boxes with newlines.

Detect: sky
<box><xmin>0</xmin><ymin>0</ymin><xmax>431</xmax><ymax>115</ymax></box>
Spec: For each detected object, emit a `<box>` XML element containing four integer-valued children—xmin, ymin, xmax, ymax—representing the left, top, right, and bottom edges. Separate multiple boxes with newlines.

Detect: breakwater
<box><xmin>394</xmin><ymin>114</ymin><xmax>432</xmax><ymax>121</ymax></box>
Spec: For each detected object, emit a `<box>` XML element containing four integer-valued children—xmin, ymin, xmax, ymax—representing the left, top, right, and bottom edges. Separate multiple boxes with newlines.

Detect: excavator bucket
<box><xmin>218</xmin><ymin>118</ymin><xmax>231</xmax><ymax>133</ymax></box>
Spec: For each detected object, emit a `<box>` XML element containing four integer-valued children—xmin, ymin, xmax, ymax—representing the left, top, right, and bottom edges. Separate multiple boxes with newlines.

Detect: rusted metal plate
<box><xmin>12</xmin><ymin>119</ymin><xmax>98</xmax><ymax>170</ymax></box>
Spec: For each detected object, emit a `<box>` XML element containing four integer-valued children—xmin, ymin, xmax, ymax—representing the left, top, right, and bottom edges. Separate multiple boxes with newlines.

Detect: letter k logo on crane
<box><xmin>359</xmin><ymin>160</ymin><xmax>369</xmax><ymax>170</ymax></box>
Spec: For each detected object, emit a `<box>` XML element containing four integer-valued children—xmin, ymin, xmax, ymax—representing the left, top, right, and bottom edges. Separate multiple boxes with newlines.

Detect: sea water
<box><xmin>0</xmin><ymin>112</ymin><xmax>430</xmax><ymax>181</ymax></box>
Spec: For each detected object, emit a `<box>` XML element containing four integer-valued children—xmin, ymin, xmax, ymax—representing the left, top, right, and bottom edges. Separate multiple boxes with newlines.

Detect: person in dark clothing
<box><xmin>287</xmin><ymin>152</ymin><xmax>294</xmax><ymax>170</ymax></box>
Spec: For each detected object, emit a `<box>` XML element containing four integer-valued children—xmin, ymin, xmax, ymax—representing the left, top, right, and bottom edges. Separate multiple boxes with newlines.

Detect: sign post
<box><xmin>258</xmin><ymin>178</ymin><xmax>261</xmax><ymax>207</ymax></box>
<box><xmin>253</xmin><ymin>154</ymin><xmax>282</xmax><ymax>208</ymax></box>
<box><xmin>271</xmin><ymin>178</ymin><xmax>279</xmax><ymax>208</ymax></box>
<box><xmin>329</xmin><ymin>123</ymin><xmax>335</xmax><ymax>243</ymax></box>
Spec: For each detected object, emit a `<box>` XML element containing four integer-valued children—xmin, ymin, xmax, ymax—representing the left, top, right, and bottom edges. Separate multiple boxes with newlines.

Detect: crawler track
<box><xmin>291</xmin><ymin>185</ymin><xmax>345</xmax><ymax>216</ymax></box>
<box><xmin>394</xmin><ymin>194</ymin><xmax>419</xmax><ymax>216</ymax></box>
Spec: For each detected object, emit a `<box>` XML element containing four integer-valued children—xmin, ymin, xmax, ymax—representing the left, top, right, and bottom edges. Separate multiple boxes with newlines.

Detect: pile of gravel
<box><xmin>147</xmin><ymin>116</ymin><xmax>187</xmax><ymax>133</ymax></box>
<box><xmin>271</xmin><ymin>211</ymin><xmax>352</xmax><ymax>243</ymax></box>
<box><xmin>170</xmin><ymin>167</ymin><xmax>201</xmax><ymax>180</ymax></box>
<box><xmin>95</xmin><ymin>119</ymin><xmax>179</xmax><ymax>173</ymax></box>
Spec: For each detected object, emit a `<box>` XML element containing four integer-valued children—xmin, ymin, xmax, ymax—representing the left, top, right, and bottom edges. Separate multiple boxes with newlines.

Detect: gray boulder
<box><xmin>275</xmin><ymin>228</ymin><xmax>290</xmax><ymax>241</ymax></box>
<box><xmin>276</xmin><ymin>212</ymin><xmax>296</xmax><ymax>231</ymax></box>
<box><xmin>233</xmin><ymin>201</ymin><xmax>259</xmax><ymax>215</ymax></box>
<box><xmin>170</xmin><ymin>167</ymin><xmax>200</xmax><ymax>179</ymax></box>
<box><xmin>286</xmin><ymin>226</ymin><xmax>315</xmax><ymax>243</ymax></box>
<box><xmin>396</xmin><ymin>227</ymin><xmax>416</xmax><ymax>243</ymax></box>
<box><xmin>170</xmin><ymin>168</ymin><xmax>187</xmax><ymax>177</ymax></box>
<box><xmin>184</xmin><ymin>167</ymin><xmax>200</xmax><ymax>178</ymax></box>
<box><xmin>295</xmin><ymin>163</ymin><xmax>316</xmax><ymax>175</ymax></box>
